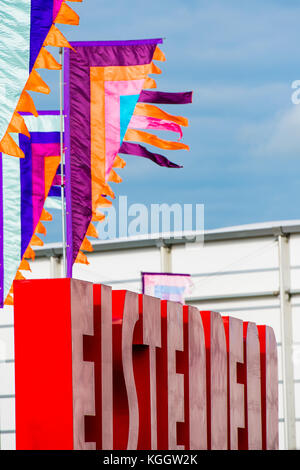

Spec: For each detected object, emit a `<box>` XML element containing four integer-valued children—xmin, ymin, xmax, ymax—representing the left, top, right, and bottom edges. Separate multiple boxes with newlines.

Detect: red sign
<box><xmin>13</xmin><ymin>279</ymin><xmax>278</xmax><ymax>450</ymax></box>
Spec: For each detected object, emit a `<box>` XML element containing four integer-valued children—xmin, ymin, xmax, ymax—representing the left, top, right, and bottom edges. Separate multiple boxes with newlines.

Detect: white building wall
<box><xmin>1</xmin><ymin>222</ymin><xmax>300</xmax><ymax>449</ymax></box>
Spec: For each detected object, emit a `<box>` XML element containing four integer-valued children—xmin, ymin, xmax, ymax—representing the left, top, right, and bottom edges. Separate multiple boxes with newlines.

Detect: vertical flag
<box><xmin>64</xmin><ymin>39</ymin><xmax>192</xmax><ymax>276</ymax></box>
<box><xmin>0</xmin><ymin>112</ymin><xmax>61</xmax><ymax>306</ymax></box>
<box><xmin>0</xmin><ymin>0</ymin><xmax>82</xmax><ymax>158</ymax></box>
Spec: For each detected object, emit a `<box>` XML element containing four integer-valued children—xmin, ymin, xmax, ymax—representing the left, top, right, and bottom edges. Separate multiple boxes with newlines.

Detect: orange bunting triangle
<box><xmin>108</xmin><ymin>169</ymin><xmax>123</xmax><ymax>183</ymax></box>
<box><xmin>150</xmin><ymin>62</ymin><xmax>162</xmax><ymax>75</ymax></box>
<box><xmin>0</xmin><ymin>132</ymin><xmax>24</xmax><ymax>158</ymax></box>
<box><xmin>4</xmin><ymin>294</ymin><xmax>14</xmax><ymax>306</ymax></box>
<box><xmin>113</xmin><ymin>155</ymin><xmax>126</xmax><ymax>169</ymax></box>
<box><xmin>153</xmin><ymin>45</ymin><xmax>166</xmax><ymax>62</ymax></box>
<box><xmin>19</xmin><ymin>259</ymin><xmax>32</xmax><ymax>272</ymax></box>
<box><xmin>100</xmin><ymin>182</ymin><xmax>115</xmax><ymax>200</ymax></box>
<box><xmin>40</xmin><ymin>208</ymin><xmax>53</xmax><ymax>222</ymax></box>
<box><xmin>7</xmin><ymin>112</ymin><xmax>30</xmax><ymax>138</ymax></box>
<box><xmin>15</xmin><ymin>271</ymin><xmax>26</xmax><ymax>281</ymax></box>
<box><xmin>75</xmin><ymin>251</ymin><xmax>89</xmax><ymax>265</ymax></box>
<box><xmin>34</xmin><ymin>47</ymin><xmax>62</xmax><ymax>70</ymax></box>
<box><xmin>30</xmin><ymin>234</ymin><xmax>44</xmax><ymax>247</ymax></box>
<box><xmin>44</xmin><ymin>24</ymin><xmax>74</xmax><ymax>50</ymax></box>
<box><xmin>55</xmin><ymin>2</ymin><xmax>80</xmax><ymax>25</ymax></box>
<box><xmin>16</xmin><ymin>90</ymin><xmax>38</xmax><ymax>117</ymax></box>
<box><xmin>26</xmin><ymin>69</ymin><xmax>51</xmax><ymax>95</ymax></box>
<box><xmin>86</xmin><ymin>222</ymin><xmax>99</xmax><ymax>238</ymax></box>
<box><xmin>36</xmin><ymin>222</ymin><xmax>47</xmax><ymax>236</ymax></box>
<box><xmin>143</xmin><ymin>77</ymin><xmax>157</xmax><ymax>89</ymax></box>
<box><xmin>24</xmin><ymin>246</ymin><xmax>36</xmax><ymax>261</ymax></box>
<box><xmin>80</xmin><ymin>237</ymin><xmax>94</xmax><ymax>252</ymax></box>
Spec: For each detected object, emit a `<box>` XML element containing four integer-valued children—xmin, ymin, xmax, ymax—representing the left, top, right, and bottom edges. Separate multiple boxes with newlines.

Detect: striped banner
<box><xmin>0</xmin><ymin>0</ymin><xmax>82</xmax><ymax>158</ymax></box>
<box><xmin>0</xmin><ymin>112</ymin><xmax>61</xmax><ymax>306</ymax></box>
<box><xmin>64</xmin><ymin>39</ymin><xmax>192</xmax><ymax>276</ymax></box>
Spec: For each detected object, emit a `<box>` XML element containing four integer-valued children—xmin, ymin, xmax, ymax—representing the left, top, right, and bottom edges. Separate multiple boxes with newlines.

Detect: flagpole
<box><xmin>59</xmin><ymin>47</ymin><xmax>67</xmax><ymax>278</ymax></box>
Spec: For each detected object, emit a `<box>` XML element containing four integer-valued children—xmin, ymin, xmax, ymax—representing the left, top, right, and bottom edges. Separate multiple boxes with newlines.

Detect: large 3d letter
<box><xmin>241</xmin><ymin>322</ymin><xmax>262</xmax><ymax>449</ymax></box>
<box><xmin>122</xmin><ymin>291</ymin><xmax>139</xmax><ymax>449</ymax></box>
<box><xmin>201</xmin><ymin>311</ymin><xmax>228</xmax><ymax>450</ymax></box>
<box><xmin>84</xmin><ymin>284</ymin><xmax>113</xmax><ymax>449</ymax></box>
<box><xmin>258</xmin><ymin>325</ymin><xmax>279</xmax><ymax>450</ymax></box>
<box><xmin>112</xmin><ymin>290</ymin><xmax>139</xmax><ymax>450</ymax></box>
<box><xmin>14</xmin><ymin>279</ymin><xmax>96</xmax><ymax>450</ymax></box>
<box><xmin>223</xmin><ymin>317</ymin><xmax>245</xmax><ymax>450</ymax></box>
<box><xmin>142</xmin><ymin>294</ymin><xmax>161</xmax><ymax>450</ymax></box>
<box><xmin>71</xmin><ymin>280</ymin><xmax>96</xmax><ymax>450</ymax></box>
<box><xmin>185</xmin><ymin>305</ymin><xmax>207</xmax><ymax>450</ymax></box>
<box><xmin>167</xmin><ymin>301</ymin><xmax>185</xmax><ymax>450</ymax></box>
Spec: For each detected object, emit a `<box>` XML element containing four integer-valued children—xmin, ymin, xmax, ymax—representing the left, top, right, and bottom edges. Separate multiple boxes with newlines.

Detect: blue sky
<box><xmin>35</xmin><ymin>0</ymin><xmax>300</xmax><ymax>240</ymax></box>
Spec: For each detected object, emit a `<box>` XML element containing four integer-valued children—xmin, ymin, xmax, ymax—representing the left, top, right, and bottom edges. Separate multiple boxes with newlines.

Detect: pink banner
<box><xmin>142</xmin><ymin>272</ymin><xmax>193</xmax><ymax>304</ymax></box>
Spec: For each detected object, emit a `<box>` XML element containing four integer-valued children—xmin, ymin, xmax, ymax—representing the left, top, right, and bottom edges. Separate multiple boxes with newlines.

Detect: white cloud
<box><xmin>240</xmin><ymin>104</ymin><xmax>300</xmax><ymax>159</ymax></box>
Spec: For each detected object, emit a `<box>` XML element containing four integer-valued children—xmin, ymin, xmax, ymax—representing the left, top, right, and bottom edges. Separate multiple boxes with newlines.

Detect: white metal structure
<box><xmin>1</xmin><ymin>220</ymin><xmax>300</xmax><ymax>449</ymax></box>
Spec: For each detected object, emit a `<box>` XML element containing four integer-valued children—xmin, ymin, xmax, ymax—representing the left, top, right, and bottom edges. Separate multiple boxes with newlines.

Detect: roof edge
<box><xmin>33</xmin><ymin>221</ymin><xmax>300</xmax><ymax>258</ymax></box>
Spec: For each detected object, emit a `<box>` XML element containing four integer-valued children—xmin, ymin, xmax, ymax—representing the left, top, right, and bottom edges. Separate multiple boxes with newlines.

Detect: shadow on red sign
<box><xmin>13</xmin><ymin>279</ymin><xmax>278</xmax><ymax>450</ymax></box>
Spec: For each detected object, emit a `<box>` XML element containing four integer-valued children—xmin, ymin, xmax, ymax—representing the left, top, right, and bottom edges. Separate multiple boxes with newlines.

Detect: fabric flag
<box><xmin>141</xmin><ymin>272</ymin><xmax>193</xmax><ymax>304</ymax></box>
<box><xmin>0</xmin><ymin>0</ymin><xmax>82</xmax><ymax>159</ymax></box>
<box><xmin>0</xmin><ymin>111</ymin><xmax>61</xmax><ymax>307</ymax></box>
<box><xmin>64</xmin><ymin>39</ymin><xmax>192</xmax><ymax>277</ymax></box>
<box><xmin>45</xmin><ymin>163</ymin><xmax>65</xmax><ymax>210</ymax></box>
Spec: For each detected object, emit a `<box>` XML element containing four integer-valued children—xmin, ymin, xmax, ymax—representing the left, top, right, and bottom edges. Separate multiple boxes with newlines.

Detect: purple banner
<box><xmin>64</xmin><ymin>40</ymin><xmax>162</xmax><ymax>277</ymax></box>
<box><xmin>138</xmin><ymin>90</ymin><xmax>193</xmax><ymax>105</ymax></box>
<box><xmin>119</xmin><ymin>142</ymin><xmax>182</xmax><ymax>168</ymax></box>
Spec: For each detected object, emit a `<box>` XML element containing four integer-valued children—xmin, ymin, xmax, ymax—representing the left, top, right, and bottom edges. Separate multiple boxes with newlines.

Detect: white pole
<box><xmin>159</xmin><ymin>242</ymin><xmax>172</xmax><ymax>272</ymax></box>
<box><xmin>59</xmin><ymin>47</ymin><xmax>67</xmax><ymax>278</ymax></box>
<box><xmin>278</xmin><ymin>234</ymin><xmax>296</xmax><ymax>449</ymax></box>
<box><xmin>50</xmin><ymin>256</ymin><xmax>61</xmax><ymax>279</ymax></box>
